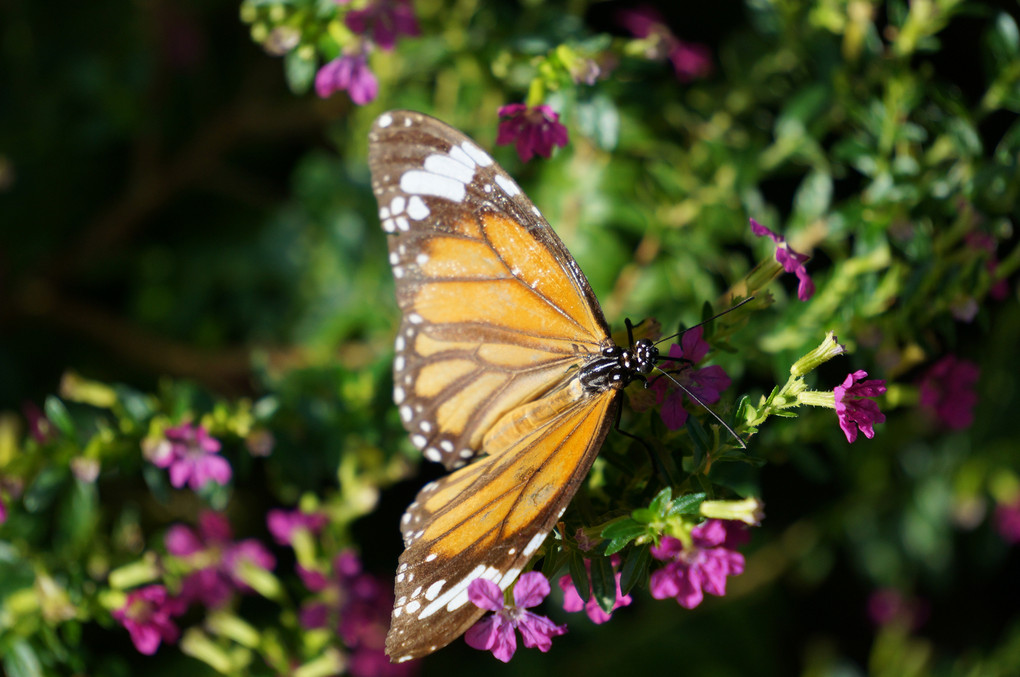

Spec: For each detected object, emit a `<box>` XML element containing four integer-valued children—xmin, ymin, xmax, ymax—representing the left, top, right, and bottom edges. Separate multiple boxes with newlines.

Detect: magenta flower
<box><xmin>22</xmin><ymin>401</ymin><xmax>55</xmax><ymax>444</ymax></box>
<box><xmin>112</xmin><ymin>585</ymin><xmax>185</xmax><ymax>655</ymax></box>
<box><xmin>833</xmin><ymin>370</ymin><xmax>887</xmax><ymax>443</ymax></box>
<box><xmin>618</xmin><ymin>6</ymin><xmax>713</xmax><ymax>82</ymax></box>
<box><xmin>995</xmin><ymin>498</ymin><xmax>1020</xmax><ymax>544</ymax></box>
<box><xmin>165</xmin><ymin>511</ymin><xmax>275</xmax><ymax>608</ymax></box>
<box><xmin>315</xmin><ymin>54</ymin><xmax>379</xmax><ymax>105</ymax></box>
<box><xmin>496</xmin><ymin>104</ymin><xmax>569</xmax><ymax>163</ymax></box>
<box><xmin>148</xmin><ymin>422</ymin><xmax>231</xmax><ymax>491</ymax></box>
<box><xmin>266</xmin><ymin>508</ymin><xmax>328</xmax><ymax>546</ymax></box>
<box><xmin>918</xmin><ymin>355</ymin><xmax>979</xmax><ymax>431</ymax></box>
<box><xmin>750</xmin><ymin>219</ymin><xmax>815</xmax><ymax>301</ymax></box>
<box><xmin>649</xmin><ymin>520</ymin><xmax>746</xmax><ymax>609</ymax></box>
<box><xmin>558</xmin><ymin>555</ymin><xmax>632</xmax><ymax>624</ymax></box>
<box><xmin>344</xmin><ymin>0</ymin><xmax>419</xmax><ymax>51</ymax></box>
<box><xmin>965</xmin><ymin>232</ymin><xmax>1009</xmax><ymax>300</ymax></box>
<box><xmin>296</xmin><ymin>551</ymin><xmax>411</xmax><ymax>677</ymax></box>
<box><xmin>867</xmin><ymin>588</ymin><xmax>929</xmax><ymax>629</ymax></box>
<box><xmin>649</xmin><ymin>326</ymin><xmax>731</xmax><ymax>430</ymax></box>
<box><xmin>465</xmin><ymin>572</ymin><xmax>567</xmax><ymax>662</ymax></box>
<box><xmin>669</xmin><ymin>40</ymin><xmax>713</xmax><ymax>82</ymax></box>
<box><xmin>0</xmin><ymin>496</ymin><xmax>6</xmax><ymax>525</ymax></box>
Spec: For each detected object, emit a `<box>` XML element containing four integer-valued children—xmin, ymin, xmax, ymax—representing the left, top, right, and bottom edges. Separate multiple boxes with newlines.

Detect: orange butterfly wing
<box><xmin>368</xmin><ymin>110</ymin><xmax>622</xmax><ymax>661</ymax></box>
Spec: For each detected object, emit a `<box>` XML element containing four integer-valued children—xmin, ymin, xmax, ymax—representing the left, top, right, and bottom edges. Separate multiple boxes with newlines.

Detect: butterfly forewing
<box><xmin>368</xmin><ymin>110</ymin><xmax>623</xmax><ymax>662</ymax></box>
<box><xmin>368</xmin><ymin>110</ymin><xmax>610</xmax><ymax>471</ymax></box>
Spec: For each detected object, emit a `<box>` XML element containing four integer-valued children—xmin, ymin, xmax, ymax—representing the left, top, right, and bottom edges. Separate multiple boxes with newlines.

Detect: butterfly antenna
<box><xmin>655</xmin><ymin>296</ymin><xmax>755</xmax><ymax>347</ymax></box>
<box><xmin>653</xmin><ymin>366</ymin><xmax>748</xmax><ymax>450</ymax></box>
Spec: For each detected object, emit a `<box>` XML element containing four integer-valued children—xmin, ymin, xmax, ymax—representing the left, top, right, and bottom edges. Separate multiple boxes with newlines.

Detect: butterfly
<box><xmin>368</xmin><ymin>110</ymin><xmax>658</xmax><ymax>662</ymax></box>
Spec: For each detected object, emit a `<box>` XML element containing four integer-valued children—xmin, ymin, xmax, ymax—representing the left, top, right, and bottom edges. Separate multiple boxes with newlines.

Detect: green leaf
<box><xmin>43</xmin><ymin>396</ymin><xmax>75</xmax><ymax>438</ymax></box>
<box><xmin>686</xmin><ymin>416</ymin><xmax>709</xmax><ymax>467</ymax></box>
<box><xmin>589</xmin><ymin>555</ymin><xmax>617</xmax><ymax>614</ymax></box>
<box><xmin>630</xmin><ymin>508</ymin><xmax>656</xmax><ymax>524</ymax></box>
<box><xmin>568</xmin><ymin>550</ymin><xmax>590</xmax><ymax>603</ymax></box>
<box><xmin>619</xmin><ymin>543</ymin><xmax>651</xmax><ymax>595</ymax></box>
<box><xmin>792</xmin><ymin>169</ymin><xmax>833</xmax><ymax>223</ymax></box>
<box><xmin>648</xmin><ymin>487</ymin><xmax>673</xmax><ymax>515</ymax></box>
<box><xmin>24</xmin><ymin>467</ymin><xmax>68</xmax><ymax>513</ymax></box>
<box><xmin>575</xmin><ymin>95</ymin><xmax>620</xmax><ymax>151</ymax></box>
<box><xmin>284</xmin><ymin>49</ymin><xmax>317</xmax><ymax>95</ymax></box>
<box><xmin>3</xmin><ymin>639</ymin><xmax>42</xmax><ymax>677</ymax></box>
<box><xmin>986</xmin><ymin>12</ymin><xmax>1020</xmax><ymax>71</ymax></box>
<box><xmin>667</xmin><ymin>492</ymin><xmax>708</xmax><ymax>517</ymax></box>
<box><xmin>600</xmin><ymin>518</ymin><xmax>646</xmax><ymax>540</ymax></box>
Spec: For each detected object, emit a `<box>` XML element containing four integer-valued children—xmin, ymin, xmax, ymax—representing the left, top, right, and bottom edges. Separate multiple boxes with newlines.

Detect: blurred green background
<box><xmin>2</xmin><ymin>0</ymin><xmax>1020</xmax><ymax>675</ymax></box>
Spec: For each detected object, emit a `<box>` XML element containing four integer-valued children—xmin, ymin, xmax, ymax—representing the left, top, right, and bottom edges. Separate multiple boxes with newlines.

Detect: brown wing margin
<box><xmin>384</xmin><ymin>386</ymin><xmax>621</xmax><ymax>662</ymax></box>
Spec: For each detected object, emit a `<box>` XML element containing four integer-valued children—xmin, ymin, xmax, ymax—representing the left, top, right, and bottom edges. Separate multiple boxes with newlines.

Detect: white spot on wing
<box><xmin>424</xmin><ymin>447</ymin><xmax>441</xmax><ymax>463</ymax></box>
<box><xmin>406</xmin><ymin>600</ymin><xmax>420</xmax><ymax>614</ymax></box>
<box><xmin>523</xmin><ymin>531</ymin><xmax>546</xmax><ymax>556</ymax></box>
<box><xmin>461</xmin><ymin>141</ymin><xmax>494</xmax><ymax>167</ymax></box>
<box><xmin>418</xmin><ymin>564</ymin><xmax>487</xmax><ymax>619</ymax></box>
<box><xmin>400</xmin><ymin>170</ymin><xmax>467</xmax><ymax>202</ymax></box>
<box><xmin>499</xmin><ymin>567</ymin><xmax>522</xmax><ymax>588</ymax></box>
<box><xmin>425</xmin><ymin>580</ymin><xmax>446</xmax><ymax>601</ymax></box>
<box><xmin>495</xmin><ymin>173</ymin><xmax>521</xmax><ymax>197</ymax></box>
<box><xmin>378</xmin><ymin>113</ymin><xmax>393</xmax><ymax>128</ymax></box>
<box><xmin>423</xmin><ymin>154</ymin><xmax>475</xmax><ymax>184</ymax></box>
<box><xmin>407</xmin><ymin>195</ymin><xmax>429</xmax><ymax>220</ymax></box>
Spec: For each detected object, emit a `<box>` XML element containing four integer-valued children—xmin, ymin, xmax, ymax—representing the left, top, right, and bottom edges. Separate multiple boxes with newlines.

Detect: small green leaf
<box><xmin>686</xmin><ymin>416</ymin><xmax>709</xmax><ymax>467</ymax></box>
<box><xmin>600</xmin><ymin>518</ymin><xmax>646</xmax><ymax>540</ymax></box>
<box><xmin>284</xmin><ymin>49</ymin><xmax>317</xmax><ymax>95</ymax></box>
<box><xmin>43</xmin><ymin>396</ymin><xmax>75</xmax><ymax>438</ymax></box>
<box><xmin>24</xmin><ymin>467</ymin><xmax>68</xmax><ymax>513</ymax></box>
<box><xmin>648</xmin><ymin>487</ymin><xmax>673</xmax><ymax>515</ymax></box>
<box><xmin>568</xmin><ymin>550</ymin><xmax>590</xmax><ymax>603</ymax></box>
<box><xmin>619</xmin><ymin>544</ymin><xmax>651</xmax><ymax>595</ymax></box>
<box><xmin>589</xmin><ymin>555</ymin><xmax>617</xmax><ymax>614</ymax></box>
<box><xmin>667</xmin><ymin>492</ymin><xmax>708</xmax><ymax>517</ymax></box>
<box><xmin>3</xmin><ymin>639</ymin><xmax>43</xmax><ymax>677</ymax></box>
<box><xmin>630</xmin><ymin>508</ymin><xmax>656</xmax><ymax>524</ymax></box>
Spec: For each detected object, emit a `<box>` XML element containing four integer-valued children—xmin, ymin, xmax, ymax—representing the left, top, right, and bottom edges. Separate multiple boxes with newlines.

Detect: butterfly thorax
<box><xmin>579</xmin><ymin>338</ymin><xmax>659</xmax><ymax>393</ymax></box>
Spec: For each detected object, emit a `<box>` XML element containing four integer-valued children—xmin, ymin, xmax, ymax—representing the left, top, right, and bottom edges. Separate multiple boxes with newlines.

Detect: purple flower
<box><xmin>867</xmin><ymin>588</ymin><xmax>929</xmax><ymax>629</ymax></box>
<box><xmin>833</xmin><ymin>370</ymin><xmax>887</xmax><ymax>443</ymax></box>
<box><xmin>0</xmin><ymin>496</ymin><xmax>6</xmax><ymax>525</ymax></box>
<box><xmin>965</xmin><ymin>232</ymin><xmax>1009</xmax><ymax>301</ymax></box>
<box><xmin>165</xmin><ymin>511</ymin><xmax>275</xmax><ymax>608</ymax></box>
<box><xmin>496</xmin><ymin>104</ymin><xmax>569</xmax><ymax>163</ymax></box>
<box><xmin>112</xmin><ymin>585</ymin><xmax>185</xmax><ymax>655</ymax></box>
<box><xmin>558</xmin><ymin>555</ymin><xmax>632</xmax><ymax>624</ymax></box>
<box><xmin>148</xmin><ymin>422</ymin><xmax>231</xmax><ymax>491</ymax></box>
<box><xmin>918</xmin><ymin>355</ymin><xmax>979</xmax><ymax>431</ymax></box>
<box><xmin>465</xmin><ymin>572</ymin><xmax>567</xmax><ymax>662</ymax></box>
<box><xmin>750</xmin><ymin>219</ymin><xmax>815</xmax><ymax>301</ymax></box>
<box><xmin>296</xmin><ymin>551</ymin><xmax>410</xmax><ymax>677</ymax></box>
<box><xmin>344</xmin><ymin>0</ymin><xmax>419</xmax><ymax>51</ymax></box>
<box><xmin>266</xmin><ymin>508</ymin><xmax>328</xmax><ymax>546</ymax></box>
<box><xmin>315</xmin><ymin>54</ymin><xmax>379</xmax><ymax>105</ymax></box>
<box><xmin>22</xmin><ymin>401</ymin><xmax>55</xmax><ymax>444</ymax></box>
<box><xmin>995</xmin><ymin>498</ymin><xmax>1020</xmax><ymax>544</ymax></box>
<box><xmin>618</xmin><ymin>6</ymin><xmax>712</xmax><ymax>82</ymax></box>
<box><xmin>649</xmin><ymin>326</ymin><xmax>731</xmax><ymax>430</ymax></box>
<box><xmin>649</xmin><ymin>520</ymin><xmax>746</xmax><ymax>609</ymax></box>
<box><xmin>669</xmin><ymin>40</ymin><xmax>713</xmax><ymax>82</ymax></box>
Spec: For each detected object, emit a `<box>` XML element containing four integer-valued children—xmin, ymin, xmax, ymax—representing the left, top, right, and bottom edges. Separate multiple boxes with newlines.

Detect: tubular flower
<box><xmin>558</xmin><ymin>555</ymin><xmax>632</xmax><ymax>624</ymax></box>
<box><xmin>649</xmin><ymin>520</ymin><xmax>746</xmax><ymax>609</ymax></box>
<box><xmin>465</xmin><ymin>572</ymin><xmax>567</xmax><ymax>662</ymax></box>
<box><xmin>496</xmin><ymin>104</ymin><xmax>569</xmax><ymax>163</ymax></box>
<box><xmin>750</xmin><ymin>219</ymin><xmax>815</xmax><ymax>301</ymax></box>
<box><xmin>833</xmin><ymin>370</ymin><xmax>887</xmax><ymax>443</ymax></box>
<box><xmin>649</xmin><ymin>326</ymin><xmax>731</xmax><ymax>430</ymax></box>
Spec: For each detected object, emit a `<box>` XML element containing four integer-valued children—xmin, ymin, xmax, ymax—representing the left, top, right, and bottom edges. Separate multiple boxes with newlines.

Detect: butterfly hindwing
<box><xmin>385</xmin><ymin>384</ymin><xmax>620</xmax><ymax>661</ymax></box>
<box><xmin>368</xmin><ymin>110</ymin><xmax>611</xmax><ymax>470</ymax></box>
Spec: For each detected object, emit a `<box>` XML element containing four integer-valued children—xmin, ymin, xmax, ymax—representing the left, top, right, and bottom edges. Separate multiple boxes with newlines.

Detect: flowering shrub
<box><xmin>2</xmin><ymin>0</ymin><xmax>1020</xmax><ymax>675</ymax></box>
